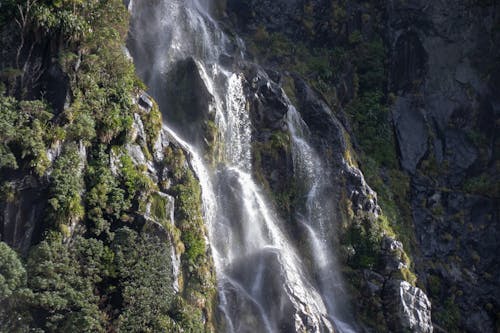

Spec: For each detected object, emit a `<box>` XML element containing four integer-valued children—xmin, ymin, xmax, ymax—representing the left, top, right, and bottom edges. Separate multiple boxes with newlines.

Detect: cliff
<box><xmin>0</xmin><ymin>0</ymin><xmax>498</xmax><ymax>332</ymax></box>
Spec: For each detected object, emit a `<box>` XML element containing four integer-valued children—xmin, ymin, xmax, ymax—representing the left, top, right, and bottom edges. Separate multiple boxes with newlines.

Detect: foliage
<box><xmin>347</xmin><ymin>92</ymin><xmax>397</xmax><ymax>168</ymax></box>
<box><xmin>164</xmin><ymin>146</ymin><xmax>215</xmax><ymax>323</ymax></box>
<box><xmin>25</xmin><ymin>235</ymin><xmax>108</xmax><ymax>332</ymax></box>
<box><xmin>0</xmin><ymin>95</ymin><xmax>53</xmax><ymax>175</ymax></box>
<box><xmin>151</xmin><ymin>192</ymin><xmax>171</xmax><ymax>222</ymax></box>
<box><xmin>0</xmin><ymin>242</ymin><xmax>31</xmax><ymax>332</ymax></box>
<box><xmin>171</xmin><ymin>166</ymin><xmax>206</xmax><ymax>262</ymax></box>
<box><xmin>120</xmin><ymin>153</ymin><xmax>153</xmax><ymax>200</ymax></box>
<box><xmin>463</xmin><ymin>173</ymin><xmax>500</xmax><ymax>198</ymax></box>
<box><xmin>0</xmin><ymin>242</ymin><xmax>26</xmax><ymax>300</ymax></box>
<box><xmin>141</xmin><ymin>101</ymin><xmax>162</xmax><ymax>147</ymax></box>
<box><xmin>85</xmin><ymin>145</ymin><xmax>128</xmax><ymax>236</ymax></box>
<box><xmin>433</xmin><ymin>296</ymin><xmax>461</xmax><ymax>331</ymax></box>
<box><xmin>0</xmin><ymin>0</ymin><xmax>214</xmax><ymax>331</ymax></box>
<box><xmin>112</xmin><ymin>227</ymin><xmax>175</xmax><ymax>332</ymax></box>
<box><xmin>344</xmin><ymin>215</ymin><xmax>383</xmax><ymax>269</ymax></box>
<box><xmin>46</xmin><ymin>143</ymin><xmax>84</xmax><ymax>227</ymax></box>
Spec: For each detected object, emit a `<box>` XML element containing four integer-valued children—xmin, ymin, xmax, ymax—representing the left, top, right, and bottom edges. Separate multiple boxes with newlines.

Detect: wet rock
<box><xmin>226</xmin><ymin>248</ymin><xmax>334</xmax><ymax>333</ymax></box>
<box><xmin>131</xmin><ymin>113</ymin><xmax>147</xmax><ymax>144</ymax></box>
<box><xmin>125</xmin><ymin>143</ymin><xmax>157</xmax><ymax>182</ymax></box>
<box><xmin>0</xmin><ymin>176</ymin><xmax>48</xmax><ymax>254</ymax></box>
<box><xmin>160</xmin><ymin>57</ymin><xmax>215</xmax><ymax>146</ymax></box>
<box><xmin>138</xmin><ymin>93</ymin><xmax>153</xmax><ymax>111</ymax></box>
<box><xmin>46</xmin><ymin>140</ymin><xmax>62</xmax><ymax>164</ymax></box>
<box><xmin>392</xmin><ymin>31</ymin><xmax>428</xmax><ymax>93</ymax></box>
<box><xmin>381</xmin><ymin>236</ymin><xmax>406</xmax><ymax>275</ymax></box>
<box><xmin>126</xmin><ymin>143</ymin><xmax>146</xmax><ymax>165</ymax></box>
<box><xmin>246</xmin><ymin>67</ymin><xmax>289</xmax><ymax>130</ymax></box>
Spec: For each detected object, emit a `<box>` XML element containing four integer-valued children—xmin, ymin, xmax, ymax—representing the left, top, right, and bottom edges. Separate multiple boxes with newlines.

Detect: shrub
<box><xmin>47</xmin><ymin>143</ymin><xmax>84</xmax><ymax>226</ymax></box>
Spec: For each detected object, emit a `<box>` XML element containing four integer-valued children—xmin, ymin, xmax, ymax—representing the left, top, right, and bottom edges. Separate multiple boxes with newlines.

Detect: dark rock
<box><xmin>42</xmin><ymin>61</ymin><xmax>70</xmax><ymax>114</ymax></box>
<box><xmin>0</xmin><ymin>176</ymin><xmax>48</xmax><ymax>254</ymax></box>
<box><xmin>392</xmin><ymin>96</ymin><xmax>428</xmax><ymax>174</ymax></box>
<box><xmin>391</xmin><ymin>31</ymin><xmax>428</xmax><ymax>93</ymax></box>
<box><xmin>387</xmin><ymin>0</ymin><xmax>500</xmax><ymax>329</ymax></box>
<box><xmin>160</xmin><ymin>57</ymin><xmax>214</xmax><ymax>145</ymax></box>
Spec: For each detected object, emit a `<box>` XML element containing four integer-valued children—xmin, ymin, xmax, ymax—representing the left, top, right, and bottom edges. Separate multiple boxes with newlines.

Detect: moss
<box><xmin>203</xmin><ymin>119</ymin><xmax>222</xmax><ymax>166</ymax></box>
<box><xmin>251</xmin><ymin>129</ymin><xmax>297</xmax><ymax>220</ymax></box>
<box><xmin>269</xmin><ymin>131</ymin><xmax>290</xmax><ymax>152</ymax></box>
<box><xmin>141</xmin><ymin>99</ymin><xmax>162</xmax><ymax>148</ymax></box>
<box><xmin>0</xmin><ymin>182</ymin><xmax>16</xmax><ymax>203</ymax></box>
<box><xmin>427</xmin><ymin>274</ymin><xmax>442</xmax><ymax>297</ymax></box>
<box><xmin>171</xmin><ymin>169</ymin><xmax>205</xmax><ymax>262</ymax></box>
<box><xmin>150</xmin><ymin>192</ymin><xmax>170</xmax><ymax>223</ymax></box>
<box><xmin>164</xmin><ymin>146</ymin><xmax>186</xmax><ymax>181</ymax></box>
<box><xmin>463</xmin><ymin>173</ymin><xmax>500</xmax><ymax>198</ymax></box>
<box><xmin>120</xmin><ymin>153</ymin><xmax>154</xmax><ymax>199</ymax></box>
<box><xmin>431</xmin><ymin>203</ymin><xmax>445</xmax><ymax>216</ymax></box>
<box><xmin>343</xmin><ymin>130</ymin><xmax>359</xmax><ymax>168</ymax></box>
<box><xmin>433</xmin><ymin>296</ymin><xmax>461</xmax><ymax>331</ymax></box>
<box><xmin>59</xmin><ymin>224</ymin><xmax>71</xmax><ymax>238</ymax></box>
<box><xmin>282</xmin><ymin>76</ymin><xmax>298</xmax><ymax>106</ymax></box>
<box><xmin>163</xmin><ymin>145</ymin><xmax>216</xmax><ymax>329</ymax></box>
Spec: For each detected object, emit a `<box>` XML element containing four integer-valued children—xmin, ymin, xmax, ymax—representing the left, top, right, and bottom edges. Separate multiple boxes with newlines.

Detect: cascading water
<box><xmin>127</xmin><ymin>0</ymin><xmax>356</xmax><ymax>331</ymax></box>
<box><xmin>286</xmin><ymin>106</ymin><xmax>357</xmax><ymax>333</ymax></box>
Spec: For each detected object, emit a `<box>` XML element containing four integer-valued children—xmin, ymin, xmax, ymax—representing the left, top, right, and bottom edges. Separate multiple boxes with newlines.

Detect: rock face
<box><xmin>1</xmin><ymin>0</ymin><xmax>497</xmax><ymax>332</ymax></box>
<box><xmin>387</xmin><ymin>1</ymin><xmax>500</xmax><ymax>331</ymax></box>
<box><xmin>161</xmin><ymin>58</ymin><xmax>214</xmax><ymax>146</ymax></box>
<box><xmin>239</xmin><ymin>63</ymin><xmax>432</xmax><ymax>332</ymax></box>
<box><xmin>392</xmin><ymin>97</ymin><xmax>428</xmax><ymax>173</ymax></box>
<box><xmin>225</xmin><ymin>0</ymin><xmax>499</xmax><ymax>332</ymax></box>
<box><xmin>0</xmin><ymin>176</ymin><xmax>47</xmax><ymax>254</ymax></box>
<box><xmin>385</xmin><ymin>280</ymin><xmax>433</xmax><ymax>333</ymax></box>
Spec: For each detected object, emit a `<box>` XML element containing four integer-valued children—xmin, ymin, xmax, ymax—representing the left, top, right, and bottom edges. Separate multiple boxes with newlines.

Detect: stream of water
<box><xmin>127</xmin><ymin>1</ymin><xmax>356</xmax><ymax>331</ymax></box>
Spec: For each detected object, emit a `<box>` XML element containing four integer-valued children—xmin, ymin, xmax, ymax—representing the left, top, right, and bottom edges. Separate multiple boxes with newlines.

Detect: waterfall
<box><xmin>286</xmin><ymin>106</ymin><xmax>357</xmax><ymax>333</ymax></box>
<box><xmin>127</xmin><ymin>0</ymin><xmax>355</xmax><ymax>331</ymax></box>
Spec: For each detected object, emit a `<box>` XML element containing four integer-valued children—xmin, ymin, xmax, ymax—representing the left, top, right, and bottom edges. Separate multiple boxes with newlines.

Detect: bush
<box><xmin>112</xmin><ymin>227</ymin><xmax>174</xmax><ymax>332</ymax></box>
<box><xmin>47</xmin><ymin>143</ymin><xmax>84</xmax><ymax>226</ymax></box>
<box><xmin>25</xmin><ymin>236</ymin><xmax>107</xmax><ymax>332</ymax></box>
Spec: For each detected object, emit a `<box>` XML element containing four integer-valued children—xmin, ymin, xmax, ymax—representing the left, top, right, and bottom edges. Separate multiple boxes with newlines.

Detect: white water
<box><xmin>128</xmin><ymin>0</ymin><xmax>355</xmax><ymax>331</ymax></box>
<box><xmin>286</xmin><ymin>105</ymin><xmax>357</xmax><ymax>333</ymax></box>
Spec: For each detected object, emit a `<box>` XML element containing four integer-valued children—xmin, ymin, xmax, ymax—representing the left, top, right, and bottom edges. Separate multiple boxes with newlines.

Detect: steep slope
<box><xmin>388</xmin><ymin>1</ymin><xmax>499</xmax><ymax>331</ymax></box>
<box><xmin>0</xmin><ymin>1</ymin><xmax>215</xmax><ymax>331</ymax></box>
<box><xmin>223</xmin><ymin>0</ymin><xmax>499</xmax><ymax>332</ymax></box>
<box><xmin>0</xmin><ymin>0</ymin><xmax>497</xmax><ymax>332</ymax></box>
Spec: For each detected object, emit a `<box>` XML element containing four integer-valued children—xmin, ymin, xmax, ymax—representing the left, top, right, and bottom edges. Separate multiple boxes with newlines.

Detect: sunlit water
<box><xmin>127</xmin><ymin>0</ymin><xmax>356</xmax><ymax>331</ymax></box>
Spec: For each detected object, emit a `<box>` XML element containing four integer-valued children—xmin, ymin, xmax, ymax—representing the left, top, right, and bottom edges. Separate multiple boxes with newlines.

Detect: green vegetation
<box><xmin>25</xmin><ymin>235</ymin><xmax>107</xmax><ymax>332</ymax></box>
<box><xmin>112</xmin><ymin>228</ymin><xmax>175</xmax><ymax>332</ymax></box>
<box><xmin>0</xmin><ymin>0</ymin><xmax>215</xmax><ymax>331</ymax></box>
<box><xmin>248</xmin><ymin>30</ymin><xmax>345</xmax><ymax>105</ymax></box>
<box><xmin>85</xmin><ymin>145</ymin><xmax>129</xmax><ymax>237</ymax></box>
<box><xmin>0</xmin><ymin>241</ymin><xmax>31</xmax><ymax>332</ymax></box>
<box><xmin>433</xmin><ymin>296</ymin><xmax>461</xmax><ymax>331</ymax></box>
<box><xmin>0</xmin><ymin>232</ymin><xmax>176</xmax><ymax>332</ymax></box>
<box><xmin>251</xmin><ymin>129</ymin><xmax>297</xmax><ymax>218</ymax></box>
<box><xmin>47</xmin><ymin>143</ymin><xmax>84</xmax><ymax>228</ymax></box>
<box><xmin>463</xmin><ymin>173</ymin><xmax>500</xmax><ymax>198</ymax></box>
<box><xmin>163</xmin><ymin>145</ymin><xmax>216</xmax><ymax>331</ymax></box>
<box><xmin>0</xmin><ymin>96</ymin><xmax>53</xmax><ymax>175</ymax></box>
<box><xmin>141</xmin><ymin>100</ymin><xmax>162</xmax><ymax>148</ymax></box>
